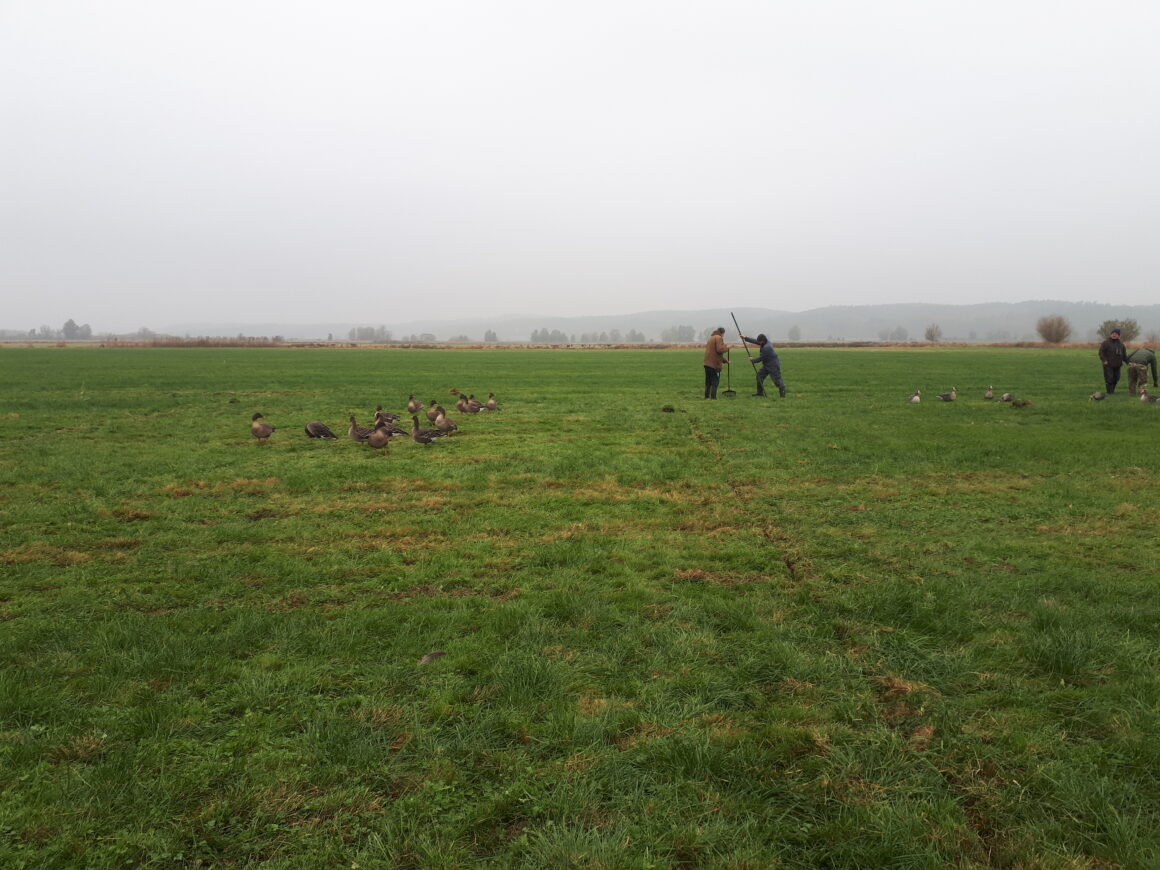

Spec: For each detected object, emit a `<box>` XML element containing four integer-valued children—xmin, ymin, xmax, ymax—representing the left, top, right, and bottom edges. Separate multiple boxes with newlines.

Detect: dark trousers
<box><xmin>704</xmin><ymin>366</ymin><xmax>721</xmax><ymax>398</ymax></box>
<box><xmin>755</xmin><ymin>362</ymin><xmax>786</xmax><ymax>397</ymax></box>
<box><xmin>1103</xmin><ymin>365</ymin><xmax>1121</xmax><ymax>394</ymax></box>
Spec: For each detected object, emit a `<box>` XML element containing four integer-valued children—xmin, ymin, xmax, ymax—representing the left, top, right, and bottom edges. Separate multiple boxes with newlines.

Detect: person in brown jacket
<box><xmin>703</xmin><ymin>327</ymin><xmax>730</xmax><ymax>399</ymax></box>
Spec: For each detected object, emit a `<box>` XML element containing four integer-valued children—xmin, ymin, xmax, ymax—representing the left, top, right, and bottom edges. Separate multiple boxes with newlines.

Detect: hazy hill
<box><xmin>164</xmin><ymin>301</ymin><xmax>1159</xmax><ymax>343</ymax></box>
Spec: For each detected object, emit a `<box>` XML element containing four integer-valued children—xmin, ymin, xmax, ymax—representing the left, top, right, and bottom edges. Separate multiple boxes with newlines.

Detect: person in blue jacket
<box><xmin>741</xmin><ymin>333</ymin><xmax>786</xmax><ymax>398</ymax></box>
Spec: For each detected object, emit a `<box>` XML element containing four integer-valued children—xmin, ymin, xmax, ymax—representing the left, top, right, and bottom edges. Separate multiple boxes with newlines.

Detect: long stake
<box><xmin>722</xmin><ymin>349</ymin><xmax>736</xmax><ymax>397</ymax></box>
<box><xmin>731</xmin><ymin>312</ymin><xmax>760</xmax><ymax>378</ymax></box>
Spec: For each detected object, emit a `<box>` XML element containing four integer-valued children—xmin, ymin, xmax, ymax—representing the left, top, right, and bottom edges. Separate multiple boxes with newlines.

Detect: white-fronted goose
<box><xmin>455</xmin><ymin>395</ymin><xmax>470</xmax><ymax>414</ymax></box>
<box><xmin>406</xmin><ymin>395</ymin><xmax>423</xmax><ymax>414</ymax></box>
<box><xmin>426</xmin><ymin>401</ymin><xmax>441</xmax><ymax>423</ymax></box>
<box><xmin>348</xmin><ymin>415</ymin><xmax>373</xmax><ymax>442</ymax></box>
<box><xmin>984</xmin><ymin>386</ymin><xmax>994</xmax><ymax>400</ymax></box>
<box><xmin>908</xmin><ymin>390</ymin><xmax>921</xmax><ymax>404</ymax></box>
<box><xmin>1141</xmin><ymin>386</ymin><xmax>1159</xmax><ymax>403</ymax></box>
<box><xmin>465</xmin><ymin>394</ymin><xmax>483</xmax><ymax>414</ymax></box>
<box><xmin>373</xmin><ymin>411</ymin><xmax>408</xmax><ymax>438</ymax></box>
<box><xmin>1089</xmin><ymin>391</ymin><xmax>1106</xmax><ymax>401</ymax></box>
<box><xmin>304</xmin><ymin>420</ymin><xmax>337</xmax><ymax>439</ymax></box>
<box><xmin>411</xmin><ymin>415</ymin><xmax>444</xmax><ymax>444</ymax></box>
<box><xmin>374</xmin><ymin>405</ymin><xmax>400</xmax><ymax>423</ymax></box>
<box><xmin>484</xmin><ymin>393</ymin><xmax>499</xmax><ymax>411</ymax></box>
<box><xmin>936</xmin><ymin>387</ymin><xmax>956</xmax><ymax>402</ymax></box>
<box><xmin>999</xmin><ymin>393</ymin><xmax>1014</xmax><ymax>402</ymax></box>
<box><xmin>251</xmin><ymin>413</ymin><xmax>276</xmax><ymax>443</ymax></box>
<box><xmin>434</xmin><ymin>409</ymin><xmax>458</xmax><ymax>434</ymax></box>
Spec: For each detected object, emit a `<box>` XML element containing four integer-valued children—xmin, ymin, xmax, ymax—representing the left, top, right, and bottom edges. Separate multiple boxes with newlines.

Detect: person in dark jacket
<box><xmin>741</xmin><ymin>333</ymin><xmax>785</xmax><ymax>397</ymax></box>
<box><xmin>1126</xmin><ymin>346</ymin><xmax>1158</xmax><ymax>396</ymax></box>
<box><xmin>1098</xmin><ymin>328</ymin><xmax>1128</xmax><ymax>394</ymax></box>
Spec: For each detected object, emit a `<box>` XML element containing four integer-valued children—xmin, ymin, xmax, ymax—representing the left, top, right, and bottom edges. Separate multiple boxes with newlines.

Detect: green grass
<box><xmin>1</xmin><ymin>345</ymin><xmax>1158</xmax><ymax>869</ymax></box>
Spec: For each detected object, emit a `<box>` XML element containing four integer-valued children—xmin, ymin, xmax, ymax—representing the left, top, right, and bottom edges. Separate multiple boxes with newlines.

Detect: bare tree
<box><xmin>1096</xmin><ymin>319</ymin><xmax>1140</xmax><ymax>341</ymax></box>
<box><xmin>924</xmin><ymin>323</ymin><xmax>943</xmax><ymax>342</ymax></box>
<box><xmin>1036</xmin><ymin>315</ymin><xmax>1073</xmax><ymax>344</ymax></box>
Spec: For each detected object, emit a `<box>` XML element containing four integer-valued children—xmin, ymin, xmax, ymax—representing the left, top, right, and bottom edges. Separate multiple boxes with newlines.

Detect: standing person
<box><xmin>741</xmin><ymin>333</ymin><xmax>786</xmax><ymax>398</ymax></box>
<box><xmin>1098</xmin><ymin>328</ymin><xmax>1128</xmax><ymax>394</ymax></box>
<box><xmin>1126</xmin><ymin>345</ymin><xmax>1158</xmax><ymax>396</ymax></box>
<box><xmin>702</xmin><ymin>327</ymin><xmax>729</xmax><ymax>399</ymax></box>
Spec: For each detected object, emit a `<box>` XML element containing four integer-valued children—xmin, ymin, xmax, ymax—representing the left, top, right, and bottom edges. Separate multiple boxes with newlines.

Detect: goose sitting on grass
<box><xmin>406</xmin><ymin>395</ymin><xmax>424</xmax><ymax>414</ymax></box>
<box><xmin>1141</xmin><ymin>386</ymin><xmax>1159</xmax><ymax>403</ymax></box>
<box><xmin>999</xmin><ymin>393</ymin><xmax>1014</xmax><ymax>402</ymax></box>
<box><xmin>1089</xmin><ymin>391</ymin><xmax>1107</xmax><ymax>401</ymax></box>
<box><xmin>484</xmin><ymin>392</ymin><xmax>499</xmax><ymax>411</ymax></box>
<box><xmin>984</xmin><ymin>385</ymin><xmax>994</xmax><ymax>400</ymax></box>
<box><xmin>936</xmin><ymin>387</ymin><xmax>956</xmax><ymax>402</ymax></box>
<box><xmin>908</xmin><ymin>390</ymin><xmax>921</xmax><ymax>404</ymax></box>
<box><xmin>251</xmin><ymin>413</ymin><xmax>276</xmax><ymax>443</ymax></box>
<box><xmin>348</xmin><ymin>416</ymin><xmax>373</xmax><ymax>442</ymax></box>
<box><xmin>304</xmin><ymin>420</ymin><xmax>337</xmax><ymax>439</ymax></box>
<box><xmin>411</xmin><ymin>415</ymin><xmax>445</xmax><ymax>445</ymax></box>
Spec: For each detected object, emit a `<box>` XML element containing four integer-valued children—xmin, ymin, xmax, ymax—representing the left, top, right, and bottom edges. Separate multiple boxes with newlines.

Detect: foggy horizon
<box><xmin>4</xmin><ymin>2</ymin><xmax>1159</xmax><ymax>334</ymax></box>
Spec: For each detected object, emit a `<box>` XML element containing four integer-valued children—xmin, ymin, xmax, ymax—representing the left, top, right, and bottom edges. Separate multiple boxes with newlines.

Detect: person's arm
<box><xmin>1151</xmin><ymin>356</ymin><xmax>1159</xmax><ymax>386</ymax></box>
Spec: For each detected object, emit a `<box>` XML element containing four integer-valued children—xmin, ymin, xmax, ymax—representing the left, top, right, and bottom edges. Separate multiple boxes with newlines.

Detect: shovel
<box><xmin>722</xmin><ymin>350</ymin><xmax>737</xmax><ymax>397</ymax></box>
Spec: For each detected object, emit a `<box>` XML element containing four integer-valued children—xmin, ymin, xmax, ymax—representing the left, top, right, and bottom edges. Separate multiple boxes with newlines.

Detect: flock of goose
<box><xmin>250</xmin><ymin>390</ymin><xmax>500</xmax><ymax>454</ymax></box>
<box><xmin>908</xmin><ymin>384</ymin><xmax>1159</xmax><ymax>406</ymax></box>
<box><xmin>909</xmin><ymin>385</ymin><xmax>1032</xmax><ymax>407</ymax></box>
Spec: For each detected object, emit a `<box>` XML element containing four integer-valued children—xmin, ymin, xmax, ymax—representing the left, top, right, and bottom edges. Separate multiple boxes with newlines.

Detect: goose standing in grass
<box><xmin>908</xmin><ymin>390</ymin><xmax>921</xmax><ymax>404</ymax></box>
<box><xmin>426</xmin><ymin>401</ymin><xmax>441</xmax><ymax>423</ymax></box>
<box><xmin>1089</xmin><ymin>391</ymin><xmax>1107</xmax><ymax>401</ymax></box>
<box><xmin>251</xmin><ymin>413</ymin><xmax>276</xmax><ymax>443</ymax></box>
<box><xmin>304</xmin><ymin>420</ymin><xmax>337</xmax><ymax>439</ymax></box>
<box><xmin>936</xmin><ymin>387</ymin><xmax>956</xmax><ymax>402</ymax></box>
<box><xmin>411</xmin><ymin>415</ymin><xmax>445</xmax><ymax>445</ymax></box>
<box><xmin>406</xmin><ymin>395</ymin><xmax>423</xmax><ymax>414</ymax></box>
<box><xmin>374</xmin><ymin>405</ymin><xmax>400</xmax><ymax>423</ymax></box>
<box><xmin>455</xmin><ymin>394</ymin><xmax>470</xmax><ymax>414</ymax></box>
<box><xmin>465</xmin><ymin>394</ymin><xmax>483</xmax><ymax>413</ymax></box>
<box><xmin>367</xmin><ymin>420</ymin><xmax>392</xmax><ymax>455</ymax></box>
<box><xmin>373</xmin><ymin>411</ymin><xmax>408</xmax><ymax>438</ymax></box>
<box><xmin>484</xmin><ymin>393</ymin><xmax>499</xmax><ymax>411</ymax></box>
<box><xmin>348</xmin><ymin>415</ymin><xmax>373</xmax><ymax>442</ymax></box>
<box><xmin>984</xmin><ymin>386</ymin><xmax>994</xmax><ymax>400</ymax></box>
<box><xmin>434</xmin><ymin>408</ymin><xmax>459</xmax><ymax>434</ymax></box>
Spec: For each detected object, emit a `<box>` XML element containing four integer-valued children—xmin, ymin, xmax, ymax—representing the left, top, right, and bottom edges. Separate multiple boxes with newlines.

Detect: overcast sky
<box><xmin>2</xmin><ymin>1</ymin><xmax>1158</xmax><ymax>332</ymax></box>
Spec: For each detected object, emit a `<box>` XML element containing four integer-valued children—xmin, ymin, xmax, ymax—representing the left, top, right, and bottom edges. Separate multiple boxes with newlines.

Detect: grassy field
<box><xmin>1</xmin><ymin>345</ymin><xmax>1157</xmax><ymax>869</ymax></box>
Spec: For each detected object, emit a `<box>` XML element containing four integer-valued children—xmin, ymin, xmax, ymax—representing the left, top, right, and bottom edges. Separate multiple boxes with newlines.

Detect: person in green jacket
<box><xmin>1126</xmin><ymin>346</ymin><xmax>1159</xmax><ymax>396</ymax></box>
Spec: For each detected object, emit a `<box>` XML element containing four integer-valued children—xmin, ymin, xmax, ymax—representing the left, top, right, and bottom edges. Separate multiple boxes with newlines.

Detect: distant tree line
<box><xmin>348</xmin><ymin>326</ymin><xmax>393</xmax><ymax>342</ymax></box>
<box><xmin>1</xmin><ymin>319</ymin><xmax>95</xmax><ymax>340</ymax></box>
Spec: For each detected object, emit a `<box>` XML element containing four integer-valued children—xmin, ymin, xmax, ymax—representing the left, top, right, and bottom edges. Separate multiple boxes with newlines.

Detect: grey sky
<box><xmin>3</xmin><ymin>1</ymin><xmax>1158</xmax><ymax>333</ymax></box>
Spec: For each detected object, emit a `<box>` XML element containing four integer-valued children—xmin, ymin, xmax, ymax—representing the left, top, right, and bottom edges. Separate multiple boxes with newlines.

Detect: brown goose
<box><xmin>908</xmin><ymin>390</ymin><xmax>921</xmax><ymax>404</ymax></box>
<box><xmin>434</xmin><ymin>408</ymin><xmax>459</xmax><ymax>434</ymax></box>
<box><xmin>1089</xmin><ymin>391</ymin><xmax>1106</xmax><ymax>401</ymax></box>
<box><xmin>1011</xmin><ymin>398</ymin><xmax>1034</xmax><ymax>407</ymax></box>
<box><xmin>426</xmin><ymin>401</ymin><xmax>441</xmax><ymax>423</ymax></box>
<box><xmin>455</xmin><ymin>394</ymin><xmax>470</xmax><ymax>414</ymax></box>
<box><xmin>304</xmin><ymin>420</ymin><xmax>337</xmax><ymax>439</ymax></box>
<box><xmin>348</xmin><ymin>415</ymin><xmax>373</xmax><ymax>442</ymax></box>
<box><xmin>367</xmin><ymin>420</ymin><xmax>392</xmax><ymax>455</ymax></box>
<box><xmin>1141</xmin><ymin>386</ymin><xmax>1159</xmax><ymax>403</ymax></box>
<box><xmin>484</xmin><ymin>392</ymin><xmax>499</xmax><ymax>411</ymax></box>
<box><xmin>984</xmin><ymin>386</ymin><xmax>994</xmax><ymax>400</ymax></box>
<box><xmin>251</xmin><ymin>413</ymin><xmax>276</xmax><ymax>443</ymax></box>
<box><xmin>374</xmin><ymin>405</ymin><xmax>400</xmax><ymax>423</ymax></box>
<box><xmin>999</xmin><ymin>393</ymin><xmax>1014</xmax><ymax>402</ymax></box>
<box><xmin>936</xmin><ymin>387</ymin><xmax>956</xmax><ymax>402</ymax></box>
<box><xmin>465</xmin><ymin>394</ymin><xmax>483</xmax><ymax>414</ymax></box>
<box><xmin>406</xmin><ymin>395</ymin><xmax>423</xmax><ymax>414</ymax></box>
<box><xmin>373</xmin><ymin>411</ymin><xmax>408</xmax><ymax>438</ymax></box>
<box><xmin>411</xmin><ymin>415</ymin><xmax>445</xmax><ymax>445</ymax></box>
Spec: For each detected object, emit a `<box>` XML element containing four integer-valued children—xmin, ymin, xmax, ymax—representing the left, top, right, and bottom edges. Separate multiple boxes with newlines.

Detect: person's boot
<box><xmin>779</xmin><ymin>385</ymin><xmax>786</xmax><ymax>398</ymax></box>
<box><xmin>710</xmin><ymin>386</ymin><xmax>718</xmax><ymax>399</ymax></box>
